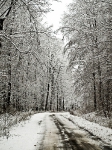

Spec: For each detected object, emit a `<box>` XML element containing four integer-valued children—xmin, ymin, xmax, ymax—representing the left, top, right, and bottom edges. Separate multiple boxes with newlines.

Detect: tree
<box><xmin>60</xmin><ymin>0</ymin><xmax>112</xmax><ymax>117</ymax></box>
<box><xmin>0</xmin><ymin>0</ymin><xmax>65</xmax><ymax>113</ymax></box>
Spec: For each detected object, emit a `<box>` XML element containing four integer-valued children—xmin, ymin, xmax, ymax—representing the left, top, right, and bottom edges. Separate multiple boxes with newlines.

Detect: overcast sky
<box><xmin>45</xmin><ymin>0</ymin><xmax>72</xmax><ymax>32</ymax></box>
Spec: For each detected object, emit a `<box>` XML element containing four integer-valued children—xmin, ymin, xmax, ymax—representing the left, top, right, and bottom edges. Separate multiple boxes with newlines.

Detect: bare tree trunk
<box><xmin>45</xmin><ymin>83</ymin><xmax>49</xmax><ymax>111</ymax></box>
<box><xmin>57</xmin><ymin>93</ymin><xmax>59</xmax><ymax>111</ymax></box>
<box><xmin>7</xmin><ymin>49</ymin><xmax>11</xmax><ymax>110</ymax></box>
<box><xmin>50</xmin><ymin>69</ymin><xmax>54</xmax><ymax>111</ymax></box>
<box><xmin>93</xmin><ymin>72</ymin><xmax>97</xmax><ymax>110</ymax></box>
<box><xmin>63</xmin><ymin>97</ymin><xmax>65</xmax><ymax>111</ymax></box>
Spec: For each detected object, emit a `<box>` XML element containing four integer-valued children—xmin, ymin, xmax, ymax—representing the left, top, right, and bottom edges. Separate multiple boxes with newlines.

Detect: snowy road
<box><xmin>0</xmin><ymin>113</ymin><xmax>112</xmax><ymax>150</ymax></box>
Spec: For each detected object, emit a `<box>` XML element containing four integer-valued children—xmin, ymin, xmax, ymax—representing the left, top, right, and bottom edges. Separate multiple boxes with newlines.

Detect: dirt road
<box><xmin>0</xmin><ymin>113</ymin><xmax>111</xmax><ymax>150</ymax></box>
<box><xmin>38</xmin><ymin>113</ymin><xmax>111</xmax><ymax>150</ymax></box>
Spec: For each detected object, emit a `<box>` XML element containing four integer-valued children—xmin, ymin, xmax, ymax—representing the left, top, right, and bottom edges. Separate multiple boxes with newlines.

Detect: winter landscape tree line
<box><xmin>60</xmin><ymin>0</ymin><xmax>112</xmax><ymax>118</ymax></box>
<box><xmin>0</xmin><ymin>0</ymin><xmax>67</xmax><ymax>114</ymax></box>
<box><xmin>0</xmin><ymin>0</ymin><xmax>112</xmax><ymax>120</ymax></box>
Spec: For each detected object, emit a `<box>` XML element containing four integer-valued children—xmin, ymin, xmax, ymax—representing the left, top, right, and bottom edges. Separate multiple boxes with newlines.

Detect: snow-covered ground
<box><xmin>0</xmin><ymin>113</ymin><xmax>46</xmax><ymax>150</ymax></box>
<box><xmin>82</xmin><ymin>112</ymin><xmax>112</xmax><ymax>128</ymax></box>
<box><xmin>0</xmin><ymin>111</ymin><xmax>36</xmax><ymax>137</ymax></box>
<box><xmin>0</xmin><ymin>112</ymin><xmax>112</xmax><ymax>150</ymax></box>
<box><xmin>64</xmin><ymin>113</ymin><xmax>112</xmax><ymax>146</ymax></box>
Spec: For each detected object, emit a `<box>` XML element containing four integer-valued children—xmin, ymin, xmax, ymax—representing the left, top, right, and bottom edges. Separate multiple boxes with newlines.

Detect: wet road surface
<box><xmin>38</xmin><ymin>113</ymin><xmax>112</xmax><ymax>150</ymax></box>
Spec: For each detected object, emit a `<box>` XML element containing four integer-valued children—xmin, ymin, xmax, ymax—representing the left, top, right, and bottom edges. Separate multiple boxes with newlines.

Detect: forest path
<box><xmin>37</xmin><ymin>113</ymin><xmax>112</xmax><ymax>150</ymax></box>
<box><xmin>39</xmin><ymin>113</ymin><xmax>105</xmax><ymax>150</ymax></box>
<box><xmin>39</xmin><ymin>114</ymin><xmax>64</xmax><ymax>150</ymax></box>
<box><xmin>0</xmin><ymin>113</ymin><xmax>111</xmax><ymax>150</ymax></box>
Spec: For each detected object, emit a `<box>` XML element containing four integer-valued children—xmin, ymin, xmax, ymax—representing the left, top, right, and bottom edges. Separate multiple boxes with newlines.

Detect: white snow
<box><xmin>0</xmin><ymin>112</ymin><xmax>112</xmax><ymax>150</ymax></box>
<box><xmin>82</xmin><ymin>112</ymin><xmax>111</xmax><ymax>127</ymax></box>
<box><xmin>0</xmin><ymin>113</ymin><xmax>46</xmax><ymax>150</ymax></box>
<box><xmin>64</xmin><ymin>113</ymin><xmax>112</xmax><ymax>145</ymax></box>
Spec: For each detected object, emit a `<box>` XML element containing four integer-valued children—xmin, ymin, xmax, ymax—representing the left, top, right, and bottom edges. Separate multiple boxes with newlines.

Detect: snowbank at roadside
<box><xmin>82</xmin><ymin>112</ymin><xmax>112</xmax><ymax>128</ymax></box>
<box><xmin>0</xmin><ymin>111</ymin><xmax>36</xmax><ymax>137</ymax></box>
<box><xmin>0</xmin><ymin>113</ymin><xmax>46</xmax><ymax>150</ymax></box>
<box><xmin>65</xmin><ymin>113</ymin><xmax>112</xmax><ymax>145</ymax></box>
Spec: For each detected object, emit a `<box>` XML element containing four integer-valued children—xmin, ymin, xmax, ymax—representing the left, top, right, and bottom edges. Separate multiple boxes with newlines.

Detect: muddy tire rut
<box><xmin>60</xmin><ymin>115</ymin><xmax>112</xmax><ymax>150</ymax></box>
<box><xmin>52</xmin><ymin>114</ymin><xmax>102</xmax><ymax>150</ymax></box>
<box><xmin>39</xmin><ymin>114</ymin><xmax>64</xmax><ymax>150</ymax></box>
<box><xmin>38</xmin><ymin>114</ymin><xmax>112</xmax><ymax>150</ymax></box>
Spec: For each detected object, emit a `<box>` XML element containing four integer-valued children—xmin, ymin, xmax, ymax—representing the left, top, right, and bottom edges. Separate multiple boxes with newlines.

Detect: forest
<box><xmin>0</xmin><ymin>1</ymin><xmax>112</xmax><ymax>150</ymax></box>
<box><xmin>60</xmin><ymin>0</ymin><xmax>112</xmax><ymax>118</ymax></box>
<box><xmin>0</xmin><ymin>0</ymin><xmax>69</xmax><ymax>114</ymax></box>
<box><xmin>0</xmin><ymin>0</ymin><xmax>112</xmax><ymax>123</ymax></box>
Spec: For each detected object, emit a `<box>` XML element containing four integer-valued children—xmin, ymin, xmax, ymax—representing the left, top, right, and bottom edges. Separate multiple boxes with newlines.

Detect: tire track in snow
<box><xmin>39</xmin><ymin>114</ymin><xmax>64</xmax><ymax>150</ymax></box>
<box><xmin>54</xmin><ymin>114</ymin><xmax>102</xmax><ymax>150</ymax></box>
<box><xmin>61</xmin><ymin>114</ymin><xmax>112</xmax><ymax>150</ymax></box>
